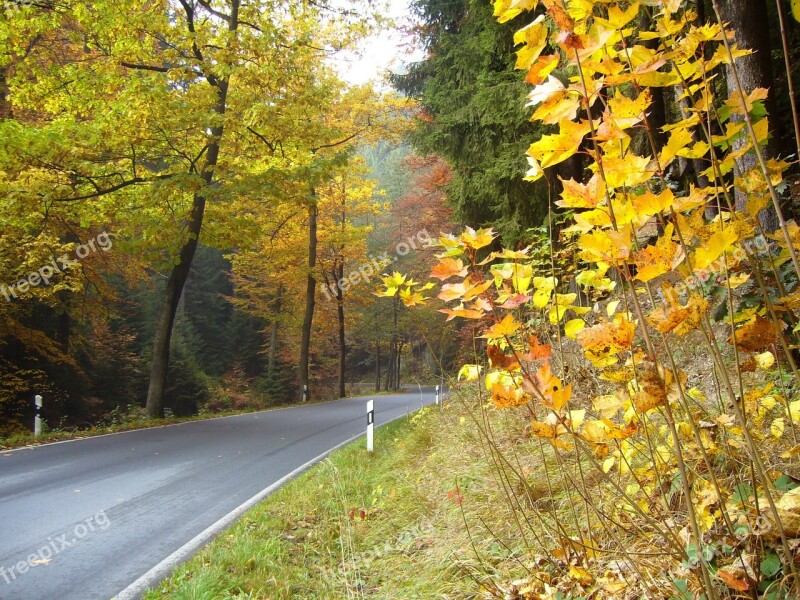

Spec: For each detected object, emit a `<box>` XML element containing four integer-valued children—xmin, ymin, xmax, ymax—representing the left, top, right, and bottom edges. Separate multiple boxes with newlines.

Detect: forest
<box><xmin>5</xmin><ymin>0</ymin><xmax>800</xmax><ymax>596</ymax></box>
<box><xmin>0</xmin><ymin>0</ymin><xmax>463</xmax><ymax>436</ymax></box>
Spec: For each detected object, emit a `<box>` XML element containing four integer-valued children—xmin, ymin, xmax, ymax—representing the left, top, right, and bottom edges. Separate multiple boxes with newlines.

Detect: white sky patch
<box><xmin>331</xmin><ymin>0</ymin><xmax>422</xmax><ymax>88</ymax></box>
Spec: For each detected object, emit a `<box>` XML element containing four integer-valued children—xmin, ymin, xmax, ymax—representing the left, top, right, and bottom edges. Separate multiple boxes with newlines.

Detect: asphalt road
<box><xmin>0</xmin><ymin>391</ymin><xmax>436</xmax><ymax>600</ymax></box>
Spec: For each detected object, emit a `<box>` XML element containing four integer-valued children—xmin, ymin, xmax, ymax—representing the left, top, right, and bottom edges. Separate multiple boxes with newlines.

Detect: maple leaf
<box><xmin>632</xmin><ymin>224</ymin><xmax>686</xmax><ymax>282</ymax></box>
<box><xmin>439</xmin><ymin>305</ymin><xmax>485</xmax><ymax>321</ymax></box>
<box><xmin>576</xmin><ymin>314</ymin><xmax>636</xmax><ymax>367</ymax></box>
<box><xmin>431</xmin><ymin>258</ymin><xmax>468</xmax><ymax>281</ymax></box>
<box><xmin>491</xmin><ymin>382</ymin><xmax>530</xmax><ymax>408</ymax></box>
<box><xmin>537</xmin><ymin>364</ymin><xmax>572</xmax><ymax>411</ymax></box>
<box><xmin>481</xmin><ymin>313</ymin><xmax>522</xmax><ymax>340</ymax></box>
<box><xmin>460</xmin><ymin>226</ymin><xmax>496</xmax><ymax>250</ymax></box>
<box><xmin>487</xmin><ymin>343</ymin><xmax>521</xmax><ymax>371</ymax></box>
<box><xmin>526</xmin><ymin>119</ymin><xmax>591</xmax><ymax>178</ymax></box>
<box><xmin>526</xmin><ymin>335</ymin><xmax>552</xmax><ymax>360</ymax></box>
<box><xmin>556</xmin><ymin>173</ymin><xmax>605</xmax><ymax>209</ymax></box>
<box><xmin>530</xmin><ymin>420</ymin><xmax>558</xmax><ymax>439</ymax></box>
<box><xmin>730</xmin><ymin>315</ymin><xmax>778</xmax><ymax>352</ymax></box>
<box><xmin>632</xmin><ymin>362</ymin><xmax>667</xmax><ymax>413</ymax></box>
<box><xmin>525</xmin><ymin>54</ymin><xmax>559</xmax><ymax>85</ymax></box>
<box><xmin>438</xmin><ymin>282</ymin><xmax>468</xmax><ymax>302</ymax></box>
<box><xmin>579</xmin><ymin>226</ymin><xmax>632</xmax><ymax>264</ymax></box>
<box><xmin>694</xmin><ymin>227</ymin><xmax>738</xmax><ymax>271</ymax></box>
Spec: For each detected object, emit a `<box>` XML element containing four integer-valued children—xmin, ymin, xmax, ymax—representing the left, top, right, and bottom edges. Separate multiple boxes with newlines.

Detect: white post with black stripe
<box><xmin>34</xmin><ymin>394</ymin><xmax>43</xmax><ymax>437</ymax></box>
<box><xmin>366</xmin><ymin>400</ymin><xmax>375</xmax><ymax>452</ymax></box>
<box><xmin>436</xmin><ymin>385</ymin><xmax>440</xmax><ymax>407</ymax></box>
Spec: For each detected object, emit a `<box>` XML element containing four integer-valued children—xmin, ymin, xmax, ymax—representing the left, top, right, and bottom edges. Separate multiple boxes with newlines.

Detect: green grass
<box><xmin>143</xmin><ymin>405</ymin><xmax>485</xmax><ymax>599</ymax></box>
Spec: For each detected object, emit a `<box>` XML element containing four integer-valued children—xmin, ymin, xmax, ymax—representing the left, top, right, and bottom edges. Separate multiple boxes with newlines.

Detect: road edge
<box><xmin>112</xmin><ymin>409</ymin><xmax>419</xmax><ymax>600</ymax></box>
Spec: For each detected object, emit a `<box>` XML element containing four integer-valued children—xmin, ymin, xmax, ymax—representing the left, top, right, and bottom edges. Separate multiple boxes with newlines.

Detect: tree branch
<box><xmin>120</xmin><ymin>62</ymin><xmax>170</xmax><ymax>73</ymax></box>
<box><xmin>52</xmin><ymin>174</ymin><xmax>174</xmax><ymax>202</ymax></box>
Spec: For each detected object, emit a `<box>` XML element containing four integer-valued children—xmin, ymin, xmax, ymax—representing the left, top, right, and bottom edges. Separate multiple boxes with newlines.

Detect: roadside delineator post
<box><xmin>302</xmin><ymin>384</ymin><xmax>308</xmax><ymax>403</ymax></box>
<box><xmin>34</xmin><ymin>394</ymin><xmax>43</xmax><ymax>437</ymax></box>
<box><xmin>367</xmin><ymin>400</ymin><xmax>374</xmax><ymax>452</ymax></box>
<box><xmin>436</xmin><ymin>385</ymin><xmax>440</xmax><ymax>408</ymax></box>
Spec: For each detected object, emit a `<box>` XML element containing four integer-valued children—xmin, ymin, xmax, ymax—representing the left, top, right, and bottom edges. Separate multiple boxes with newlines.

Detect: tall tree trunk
<box><xmin>145</xmin><ymin>1</ymin><xmax>237</xmax><ymax>418</ymax></box>
<box><xmin>718</xmin><ymin>0</ymin><xmax>780</xmax><ymax>231</ymax></box>
<box><xmin>298</xmin><ymin>190</ymin><xmax>317</xmax><ymax>402</ymax></box>
<box><xmin>0</xmin><ymin>66</ymin><xmax>10</xmax><ymax>120</ymax></box>
<box><xmin>335</xmin><ymin>259</ymin><xmax>346</xmax><ymax>398</ymax></box>
<box><xmin>146</xmin><ymin>134</ymin><xmax>225</xmax><ymax>417</ymax></box>
<box><xmin>384</xmin><ymin>342</ymin><xmax>394</xmax><ymax>391</ymax></box>
<box><xmin>268</xmin><ymin>285</ymin><xmax>282</xmax><ymax>377</ymax></box>
<box><xmin>640</xmin><ymin>10</ymin><xmax>667</xmax><ymax>154</ymax></box>
<box><xmin>391</xmin><ymin>296</ymin><xmax>399</xmax><ymax>390</ymax></box>
<box><xmin>374</xmin><ymin>340</ymin><xmax>381</xmax><ymax>393</ymax></box>
<box><xmin>146</xmin><ymin>190</ymin><xmax>210</xmax><ymax>417</ymax></box>
<box><xmin>395</xmin><ymin>340</ymin><xmax>403</xmax><ymax>390</ymax></box>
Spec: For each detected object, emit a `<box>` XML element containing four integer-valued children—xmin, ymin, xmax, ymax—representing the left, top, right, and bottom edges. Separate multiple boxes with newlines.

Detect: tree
<box><xmin>0</xmin><ymin>0</ymin><xmax>381</xmax><ymax>417</ymax></box>
<box><xmin>392</xmin><ymin>0</ymin><xmax>549</xmax><ymax>244</ymax></box>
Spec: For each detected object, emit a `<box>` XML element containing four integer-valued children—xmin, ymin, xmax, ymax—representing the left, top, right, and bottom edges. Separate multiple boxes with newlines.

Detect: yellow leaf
<box><xmin>569</xmin><ymin>565</ymin><xmax>594</xmax><ymax>586</ymax></box>
<box><xmin>596</xmin><ymin>153</ymin><xmax>653</xmax><ymax>189</ymax></box>
<box><xmin>382</xmin><ymin>272</ymin><xmax>406</xmax><ymax>287</ymax></box>
<box><xmin>564</xmin><ymin>318</ymin><xmax>586</xmax><ymax>339</ymax></box>
<box><xmin>633</xmin><ymin>224</ymin><xmax>685</xmax><ymax>282</ymax></box>
<box><xmin>458</xmin><ymin>364</ymin><xmax>482</xmax><ymax>382</ymax></box>
<box><xmin>694</xmin><ymin>227</ymin><xmax>739</xmax><ymax>271</ymax></box>
<box><xmin>771</xmin><ymin>418</ymin><xmax>785</xmax><ymax>439</ymax></box>
<box><xmin>557</xmin><ymin>173</ymin><xmax>605</xmax><ymax>209</ymax></box>
<box><xmin>755</xmin><ymin>351</ymin><xmax>775</xmax><ymax>370</ymax></box>
<box><xmin>792</xmin><ymin>0</ymin><xmax>800</xmax><ymax>23</ymax></box>
<box><xmin>514</xmin><ymin>15</ymin><xmax>548</xmax><ymax>67</ymax></box>
<box><xmin>568</xmin><ymin>409</ymin><xmax>586</xmax><ymax>430</ymax></box>
<box><xmin>527</xmin><ymin>119</ymin><xmax>591</xmax><ymax>174</ymax></box>
<box><xmin>460</xmin><ymin>226</ymin><xmax>496</xmax><ymax>250</ymax></box>
<box><xmin>602</xmin><ymin>456</ymin><xmax>616</xmax><ymax>473</ymax></box>
<box><xmin>593</xmin><ymin>393</ymin><xmax>627</xmax><ymax>417</ymax></box>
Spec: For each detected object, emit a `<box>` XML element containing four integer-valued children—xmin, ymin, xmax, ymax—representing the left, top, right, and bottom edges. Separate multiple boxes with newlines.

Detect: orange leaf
<box><xmin>576</xmin><ymin>315</ymin><xmax>636</xmax><ymax>367</ymax></box>
<box><xmin>431</xmin><ymin>258</ymin><xmax>468</xmax><ymax>281</ymax></box>
<box><xmin>439</xmin><ymin>307</ymin><xmax>485</xmax><ymax>321</ymax></box>
<box><xmin>528</xmin><ymin>335</ymin><xmax>552</xmax><ymax>360</ymax></box>
<box><xmin>481</xmin><ymin>314</ymin><xmax>522</xmax><ymax>340</ymax></box>
<box><xmin>487</xmin><ymin>344</ymin><xmax>521</xmax><ymax>371</ymax></box>
<box><xmin>717</xmin><ymin>569</ymin><xmax>750</xmax><ymax>592</ymax></box>
<box><xmin>530</xmin><ymin>420</ymin><xmax>558</xmax><ymax>439</ymax></box>
<box><xmin>491</xmin><ymin>383</ymin><xmax>530</xmax><ymax>408</ymax></box>
<box><xmin>531</xmin><ymin>362</ymin><xmax>572</xmax><ymax>411</ymax></box>
<box><xmin>731</xmin><ymin>315</ymin><xmax>778</xmax><ymax>352</ymax></box>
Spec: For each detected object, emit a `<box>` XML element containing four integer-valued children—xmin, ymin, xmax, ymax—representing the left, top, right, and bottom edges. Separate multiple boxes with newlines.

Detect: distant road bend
<box><xmin>0</xmin><ymin>391</ymin><xmax>437</xmax><ymax>600</ymax></box>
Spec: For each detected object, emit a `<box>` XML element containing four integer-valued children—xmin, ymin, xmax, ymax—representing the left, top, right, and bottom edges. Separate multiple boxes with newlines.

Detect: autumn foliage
<box><xmin>382</xmin><ymin>0</ymin><xmax>800</xmax><ymax>596</ymax></box>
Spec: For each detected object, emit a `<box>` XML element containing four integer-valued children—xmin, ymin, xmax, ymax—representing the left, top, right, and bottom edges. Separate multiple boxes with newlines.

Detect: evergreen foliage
<box><xmin>392</xmin><ymin>0</ymin><xmax>549</xmax><ymax>244</ymax></box>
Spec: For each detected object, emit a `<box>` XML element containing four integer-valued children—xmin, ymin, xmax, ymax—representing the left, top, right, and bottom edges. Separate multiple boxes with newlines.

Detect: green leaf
<box><xmin>760</xmin><ymin>552</ymin><xmax>781</xmax><ymax>578</ymax></box>
<box><xmin>775</xmin><ymin>474</ymin><xmax>799</xmax><ymax>492</ymax></box>
<box><xmin>732</xmin><ymin>483</ymin><xmax>754</xmax><ymax>504</ymax></box>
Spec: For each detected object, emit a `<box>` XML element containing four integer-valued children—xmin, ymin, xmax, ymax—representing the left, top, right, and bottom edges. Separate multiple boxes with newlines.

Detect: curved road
<box><xmin>0</xmin><ymin>391</ymin><xmax>435</xmax><ymax>600</ymax></box>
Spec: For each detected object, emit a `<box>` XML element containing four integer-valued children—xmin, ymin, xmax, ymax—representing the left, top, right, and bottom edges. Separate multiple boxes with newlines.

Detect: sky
<box><xmin>331</xmin><ymin>0</ymin><xmax>422</xmax><ymax>87</ymax></box>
